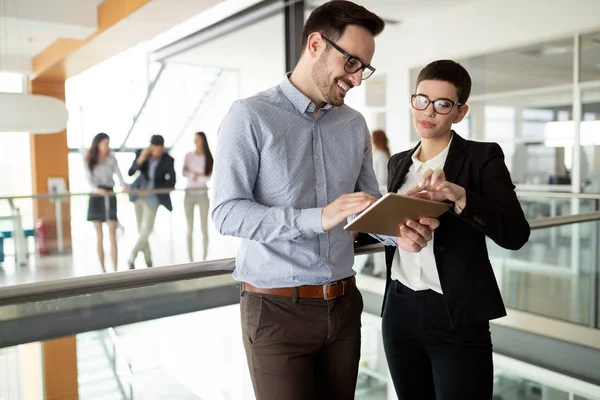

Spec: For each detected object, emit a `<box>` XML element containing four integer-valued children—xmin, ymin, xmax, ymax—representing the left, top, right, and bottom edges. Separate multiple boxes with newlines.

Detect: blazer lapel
<box><xmin>443</xmin><ymin>131</ymin><xmax>468</xmax><ymax>184</ymax></box>
<box><xmin>389</xmin><ymin>143</ymin><xmax>420</xmax><ymax>193</ymax></box>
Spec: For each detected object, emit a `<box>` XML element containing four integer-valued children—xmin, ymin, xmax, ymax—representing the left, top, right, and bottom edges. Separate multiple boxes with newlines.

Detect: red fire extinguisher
<box><xmin>35</xmin><ymin>218</ymin><xmax>50</xmax><ymax>255</ymax></box>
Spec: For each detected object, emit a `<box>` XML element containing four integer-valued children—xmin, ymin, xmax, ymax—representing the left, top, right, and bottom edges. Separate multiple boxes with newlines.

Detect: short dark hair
<box><xmin>150</xmin><ymin>134</ymin><xmax>164</xmax><ymax>146</ymax></box>
<box><xmin>301</xmin><ymin>1</ymin><xmax>385</xmax><ymax>53</ymax></box>
<box><xmin>416</xmin><ymin>60</ymin><xmax>472</xmax><ymax>105</ymax></box>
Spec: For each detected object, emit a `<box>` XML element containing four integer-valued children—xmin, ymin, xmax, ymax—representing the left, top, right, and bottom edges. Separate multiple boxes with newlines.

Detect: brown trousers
<box><xmin>240</xmin><ymin>287</ymin><xmax>364</xmax><ymax>400</ymax></box>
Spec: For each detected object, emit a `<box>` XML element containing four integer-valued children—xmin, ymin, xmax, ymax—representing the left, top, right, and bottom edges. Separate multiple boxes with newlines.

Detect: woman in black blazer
<box><xmin>382</xmin><ymin>60</ymin><xmax>530</xmax><ymax>400</ymax></box>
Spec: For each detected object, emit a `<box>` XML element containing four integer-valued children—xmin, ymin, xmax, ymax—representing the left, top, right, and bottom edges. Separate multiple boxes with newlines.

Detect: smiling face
<box><xmin>311</xmin><ymin>25</ymin><xmax>375</xmax><ymax>107</ymax></box>
<box><xmin>411</xmin><ymin>79</ymin><xmax>469</xmax><ymax>141</ymax></box>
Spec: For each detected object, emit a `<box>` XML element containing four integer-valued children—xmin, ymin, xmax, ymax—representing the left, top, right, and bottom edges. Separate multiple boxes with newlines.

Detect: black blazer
<box><xmin>128</xmin><ymin>150</ymin><xmax>176</xmax><ymax>211</ymax></box>
<box><xmin>382</xmin><ymin>132</ymin><xmax>530</xmax><ymax>327</ymax></box>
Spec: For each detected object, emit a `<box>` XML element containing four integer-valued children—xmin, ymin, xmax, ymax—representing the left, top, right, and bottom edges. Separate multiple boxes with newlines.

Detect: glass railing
<box><xmin>1</xmin><ymin>190</ymin><xmax>599</xmax><ymax>330</ymax></box>
<box><xmin>0</xmin><ymin>208</ymin><xmax>599</xmax><ymax>398</ymax></box>
<box><xmin>355</xmin><ymin>193</ymin><xmax>600</xmax><ymax>330</ymax></box>
<box><xmin>0</xmin><ymin>188</ymin><xmax>239</xmax><ymax>286</ymax></box>
<box><xmin>517</xmin><ymin>191</ymin><xmax>600</xmax><ymax>219</ymax></box>
<box><xmin>1</xmin><ymin>281</ymin><xmax>599</xmax><ymax>399</ymax></box>
<box><xmin>488</xmin><ymin>219</ymin><xmax>597</xmax><ymax>326</ymax></box>
<box><xmin>3</xmin><ymin>190</ymin><xmax>588</xmax><ymax>276</ymax></box>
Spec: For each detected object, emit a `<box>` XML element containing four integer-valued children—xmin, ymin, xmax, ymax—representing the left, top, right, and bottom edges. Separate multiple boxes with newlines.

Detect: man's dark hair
<box><xmin>300</xmin><ymin>1</ymin><xmax>385</xmax><ymax>53</ymax></box>
<box><xmin>416</xmin><ymin>60</ymin><xmax>472</xmax><ymax>105</ymax></box>
<box><xmin>150</xmin><ymin>134</ymin><xmax>165</xmax><ymax>146</ymax></box>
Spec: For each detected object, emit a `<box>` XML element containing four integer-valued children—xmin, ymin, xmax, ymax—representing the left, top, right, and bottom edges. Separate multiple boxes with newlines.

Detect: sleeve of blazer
<box><xmin>128</xmin><ymin>150</ymin><xmax>143</xmax><ymax>176</ymax></box>
<box><xmin>457</xmin><ymin>143</ymin><xmax>530</xmax><ymax>250</ymax></box>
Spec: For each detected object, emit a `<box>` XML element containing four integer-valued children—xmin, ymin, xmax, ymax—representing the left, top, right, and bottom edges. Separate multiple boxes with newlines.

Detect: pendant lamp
<box><xmin>0</xmin><ymin>92</ymin><xmax>69</xmax><ymax>133</ymax></box>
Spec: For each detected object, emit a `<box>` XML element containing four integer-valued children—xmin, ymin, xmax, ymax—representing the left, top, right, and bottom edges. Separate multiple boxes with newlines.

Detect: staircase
<box><xmin>77</xmin><ymin>331</ymin><xmax>129</xmax><ymax>400</ymax></box>
<box><xmin>121</xmin><ymin>63</ymin><xmax>223</xmax><ymax>150</ymax></box>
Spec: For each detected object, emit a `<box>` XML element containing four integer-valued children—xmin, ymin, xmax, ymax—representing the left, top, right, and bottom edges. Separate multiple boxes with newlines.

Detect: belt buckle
<box><xmin>323</xmin><ymin>280</ymin><xmax>344</xmax><ymax>300</ymax></box>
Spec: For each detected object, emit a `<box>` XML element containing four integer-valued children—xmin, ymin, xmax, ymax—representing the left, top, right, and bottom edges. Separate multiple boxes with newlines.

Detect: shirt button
<box><xmin>318</xmin><ymin>188</ymin><xmax>323</xmax><ymax>192</ymax></box>
<box><xmin>315</xmin><ymin>156</ymin><xmax>319</xmax><ymax>160</ymax></box>
<box><xmin>323</xmin><ymin>256</ymin><xmax>327</xmax><ymax>262</ymax></box>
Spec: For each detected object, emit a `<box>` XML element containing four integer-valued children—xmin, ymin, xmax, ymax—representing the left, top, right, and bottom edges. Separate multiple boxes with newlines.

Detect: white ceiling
<box><xmin>307</xmin><ymin>0</ymin><xmax>477</xmax><ymax>21</ymax></box>
<box><xmin>169</xmin><ymin>0</ymin><xmax>600</xmax><ymax>99</ymax></box>
<box><xmin>170</xmin><ymin>0</ymin><xmax>481</xmax><ymax>70</ymax></box>
<box><xmin>168</xmin><ymin>12</ymin><xmax>284</xmax><ymax>70</ymax></box>
<box><xmin>0</xmin><ymin>0</ymin><xmax>100</xmax><ymax>72</ymax></box>
<box><xmin>0</xmin><ymin>0</ymin><xmax>224</xmax><ymax>75</ymax></box>
<box><xmin>56</xmin><ymin>0</ymin><xmax>222</xmax><ymax>80</ymax></box>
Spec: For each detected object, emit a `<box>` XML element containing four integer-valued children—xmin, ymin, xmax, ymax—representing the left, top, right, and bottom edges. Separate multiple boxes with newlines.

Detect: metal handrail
<box><xmin>529</xmin><ymin>211</ymin><xmax>600</xmax><ymax>229</ymax></box>
<box><xmin>0</xmin><ymin>187</ymin><xmax>192</xmax><ymax>201</ymax></box>
<box><xmin>0</xmin><ymin>211</ymin><xmax>599</xmax><ymax>308</ymax></box>
<box><xmin>0</xmin><ymin>259</ymin><xmax>235</xmax><ymax>306</ymax></box>
<box><xmin>2</xmin><ymin>188</ymin><xmax>600</xmax><ymax>202</ymax></box>
<box><xmin>516</xmin><ymin>190</ymin><xmax>600</xmax><ymax>200</ymax></box>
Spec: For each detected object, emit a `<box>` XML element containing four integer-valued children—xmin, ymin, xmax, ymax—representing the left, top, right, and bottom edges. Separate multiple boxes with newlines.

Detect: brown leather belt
<box><xmin>242</xmin><ymin>276</ymin><xmax>356</xmax><ymax>300</ymax></box>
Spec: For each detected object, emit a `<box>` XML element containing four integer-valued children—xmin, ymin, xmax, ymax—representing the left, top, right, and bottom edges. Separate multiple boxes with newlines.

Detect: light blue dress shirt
<box><xmin>212</xmin><ymin>75</ymin><xmax>394</xmax><ymax>288</ymax></box>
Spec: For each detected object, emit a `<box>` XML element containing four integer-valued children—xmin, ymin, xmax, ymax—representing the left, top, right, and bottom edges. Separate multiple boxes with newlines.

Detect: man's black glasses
<box><xmin>321</xmin><ymin>35</ymin><xmax>376</xmax><ymax>80</ymax></box>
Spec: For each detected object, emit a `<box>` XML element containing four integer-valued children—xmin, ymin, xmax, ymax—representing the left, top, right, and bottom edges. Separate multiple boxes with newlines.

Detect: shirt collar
<box><xmin>411</xmin><ymin>134</ymin><xmax>454</xmax><ymax>172</ymax></box>
<box><xmin>279</xmin><ymin>73</ymin><xmax>333</xmax><ymax>115</ymax></box>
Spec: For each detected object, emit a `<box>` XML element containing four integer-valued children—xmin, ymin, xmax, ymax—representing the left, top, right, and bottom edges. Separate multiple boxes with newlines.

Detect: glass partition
<box><xmin>580</xmin><ymin>86</ymin><xmax>600</xmax><ymax>193</ymax></box>
<box><xmin>488</xmin><ymin>220</ymin><xmax>597</xmax><ymax>326</ymax></box>
<box><xmin>2</xmin><ymin>299</ymin><xmax>598</xmax><ymax>400</ymax></box>
<box><xmin>580</xmin><ymin>31</ymin><xmax>600</xmax><ymax>83</ymax></box>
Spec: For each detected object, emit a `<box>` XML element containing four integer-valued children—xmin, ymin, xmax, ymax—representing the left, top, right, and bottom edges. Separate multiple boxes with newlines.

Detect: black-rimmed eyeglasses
<box><xmin>321</xmin><ymin>36</ymin><xmax>376</xmax><ymax>80</ymax></box>
<box><xmin>411</xmin><ymin>94</ymin><xmax>463</xmax><ymax>115</ymax></box>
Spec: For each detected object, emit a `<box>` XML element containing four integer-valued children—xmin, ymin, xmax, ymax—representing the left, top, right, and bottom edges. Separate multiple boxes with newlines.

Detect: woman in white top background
<box><xmin>85</xmin><ymin>132</ymin><xmax>129</xmax><ymax>272</ymax></box>
<box><xmin>371</xmin><ymin>129</ymin><xmax>391</xmax><ymax>195</ymax></box>
<box><xmin>361</xmin><ymin>130</ymin><xmax>391</xmax><ymax>278</ymax></box>
<box><xmin>183</xmin><ymin>131</ymin><xmax>213</xmax><ymax>261</ymax></box>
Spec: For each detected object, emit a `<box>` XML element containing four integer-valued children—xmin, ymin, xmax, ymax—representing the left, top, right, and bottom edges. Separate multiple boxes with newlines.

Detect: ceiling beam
<box><xmin>30</xmin><ymin>0</ymin><xmax>152</xmax><ymax>81</ymax></box>
<box><xmin>150</xmin><ymin>0</ymin><xmax>289</xmax><ymax>62</ymax></box>
<box><xmin>32</xmin><ymin>39</ymin><xmax>84</xmax><ymax>78</ymax></box>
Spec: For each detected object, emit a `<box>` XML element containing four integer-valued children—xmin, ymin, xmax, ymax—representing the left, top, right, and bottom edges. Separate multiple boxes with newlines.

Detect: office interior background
<box><xmin>0</xmin><ymin>0</ymin><xmax>599</xmax><ymax>399</ymax></box>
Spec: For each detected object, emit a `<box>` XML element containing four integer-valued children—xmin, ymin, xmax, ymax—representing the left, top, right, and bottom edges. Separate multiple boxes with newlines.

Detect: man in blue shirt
<box><xmin>212</xmin><ymin>1</ymin><xmax>439</xmax><ymax>398</ymax></box>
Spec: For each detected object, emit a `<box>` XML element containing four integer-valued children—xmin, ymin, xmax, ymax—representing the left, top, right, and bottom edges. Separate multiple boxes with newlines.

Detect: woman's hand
<box><xmin>396</xmin><ymin>218</ymin><xmax>439</xmax><ymax>252</ymax></box>
<box><xmin>96</xmin><ymin>188</ymin><xmax>107</xmax><ymax>196</ymax></box>
<box><xmin>406</xmin><ymin>169</ymin><xmax>467</xmax><ymax>213</ymax></box>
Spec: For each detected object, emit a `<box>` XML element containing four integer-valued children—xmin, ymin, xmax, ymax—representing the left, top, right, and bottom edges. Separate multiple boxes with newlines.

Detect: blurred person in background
<box><xmin>183</xmin><ymin>131</ymin><xmax>213</xmax><ymax>261</ymax></box>
<box><xmin>371</xmin><ymin>129</ymin><xmax>391</xmax><ymax>195</ymax></box>
<box><xmin>85</xmin><ymin>132</ymin><xmax>129</xmax><ymax>272</ymax></box>
<box><xmin>361</xmin><ymin>129</ymin><xmax>391</xmax><ymax>277</ymax></box>
<box><xmin>127</xmin><ymin>134</ymin><xmax>175</xmax><ymax>268</ymax></box>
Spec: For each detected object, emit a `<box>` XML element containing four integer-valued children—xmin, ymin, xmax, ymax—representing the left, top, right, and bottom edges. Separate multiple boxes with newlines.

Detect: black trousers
<box><xmin>240</xmin><ymin>287</ymin><xmax>363</xmax><ymax>400</ymax></box>
<box><xmin>382</xmin><ymin>280</ymin><xmax>493</xmax><ymax>400</ymax></box>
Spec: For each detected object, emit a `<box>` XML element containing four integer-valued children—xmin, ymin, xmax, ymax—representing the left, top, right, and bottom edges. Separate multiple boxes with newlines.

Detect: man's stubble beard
<box><xmin>311</xmin><ymin>52</ymin><xmax>343</xmax><ymax>107</ymax></box>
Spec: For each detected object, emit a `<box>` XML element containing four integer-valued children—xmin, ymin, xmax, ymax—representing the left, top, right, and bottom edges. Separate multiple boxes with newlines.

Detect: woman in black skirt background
<box><xmin>85</xmin><ymin>133</ymin><xmax>129</xmax><ymax>272</ymax></box>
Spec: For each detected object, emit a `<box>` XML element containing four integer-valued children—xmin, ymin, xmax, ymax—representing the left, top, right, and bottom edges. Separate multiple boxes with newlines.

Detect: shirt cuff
<box><xmin>374</xmin><ymin>234</ymin><xmax>397</xmax><ymax>246</ymax></box>
<box><xmin>298</xmin><ymin>207</ymin><xmax>325</xmax><ymax>236</ymax></box>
